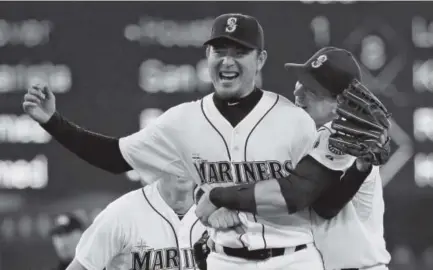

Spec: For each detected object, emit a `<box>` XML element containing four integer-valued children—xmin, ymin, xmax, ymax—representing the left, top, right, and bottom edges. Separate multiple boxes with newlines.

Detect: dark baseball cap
<box><xmin>284</xmin><ymin>47</ymin><xmax>361</xmax><ymax>96</ymax></box>
<box><xmin>204</xmin><ymin>13</ymin><xmax>264</xmax><ymax>50</ymax></box>
<box><xmin>50</xmin><ymin>213</ymin><xmax>84</xmax><ymax>236</ymax></box>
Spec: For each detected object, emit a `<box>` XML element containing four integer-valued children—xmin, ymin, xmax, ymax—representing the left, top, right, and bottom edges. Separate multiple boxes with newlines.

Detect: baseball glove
<box><xmin>193</xmin><ymin>231</ymin><xmax>210</xmax><ymax>270</ymax></box>
<box><xmin>329</xmin><ymin>79</ymin><xmax>392</xmax><ymax>166</ymax></box>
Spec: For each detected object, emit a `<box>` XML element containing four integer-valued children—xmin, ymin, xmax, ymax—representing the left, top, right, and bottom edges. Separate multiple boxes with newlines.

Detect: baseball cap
<box><xmin>284</xmin><ymin>47</ymin><xmax>361</xmax><ymax>96</ymax></box>
<box><xmin>50</xmin><ymin>213</ymin><xmax>84</xmax><ymax>236</ymax></box>
<box><xmin>204</xmin><ymin>13</ymin><xmax>264</xmax><ymax>50</ymax></box>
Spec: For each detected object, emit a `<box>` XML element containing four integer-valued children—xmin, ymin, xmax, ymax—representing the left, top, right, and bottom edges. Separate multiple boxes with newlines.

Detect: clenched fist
<box><xmin>208</xmin><ymin>207</ymin><xmax>245</xmax><ymax>234</ymax></box>
<box><xmin>22</xmin><ymin>83</ymin><xmax>56</xmax><ymax>124</ymax></box>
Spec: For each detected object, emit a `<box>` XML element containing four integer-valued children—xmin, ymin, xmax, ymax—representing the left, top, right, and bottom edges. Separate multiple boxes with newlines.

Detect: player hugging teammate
<box><xmin>24</xmin><ymin>12</ymin><xmax>391</xmax><ymax>270</ymax></box>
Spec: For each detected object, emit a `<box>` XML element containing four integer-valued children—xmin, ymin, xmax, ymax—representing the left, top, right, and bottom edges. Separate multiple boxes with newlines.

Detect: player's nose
<box><xmin>293</xmin><ymin>81</ymin><xmax>304</xmax><ymax>96</ymax></box>
<box><xmin>221</xmin><ymin>55</ymin><xmax>236</xmax><ymax>66</ymax></box>
<box><xmin>293</xmin><ymin>86</ymin><xmax>304</xmax><ymax>96</ymax></box>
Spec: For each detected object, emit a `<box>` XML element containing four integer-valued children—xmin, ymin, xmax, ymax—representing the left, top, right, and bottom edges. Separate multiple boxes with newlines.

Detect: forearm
<box><xmin>312</xmin><ymin>161</ymin><xmax>372</xmax><ymax>219</ymax></box>
<box><xmin>276</xmin><ymin>155</ymin><xmax>343</xmax><ymax>214</ymax></box>
<box><xmin>207</xmin><ymin>180</ymin><xmax>288</xmax><ymax>216</ymax></box>
<box><xmin>41</xmin><ymin>112</ymin><xmax>132</xmax><ymax>174</ymax></box>
<box><xmin>255</xmin><ymin>179</ymin><xmax>291</xmax><ymax>216</ymax></box>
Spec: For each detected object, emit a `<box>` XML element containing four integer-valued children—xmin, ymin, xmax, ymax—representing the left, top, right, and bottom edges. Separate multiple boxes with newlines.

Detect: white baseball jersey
<box><xmin>119</xmin><ymin>91</ymin><xmax>318</xmax><ymax>250</ymax></box>
<box><xmin>309</xmin><ymin>122</ymin><xmax>391</xmax><ymax>270</ymax></box>
<box><xmin>75</xmin><ymin>180</ymin><xmax>206</xmax><ymax>270</ymax></box>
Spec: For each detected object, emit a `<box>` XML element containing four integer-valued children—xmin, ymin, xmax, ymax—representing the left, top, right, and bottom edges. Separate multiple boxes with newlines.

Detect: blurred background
<box><xmin>0</xmin><ymin>1</ymin><xmax>432</xmax><ymax>269</ymax></box>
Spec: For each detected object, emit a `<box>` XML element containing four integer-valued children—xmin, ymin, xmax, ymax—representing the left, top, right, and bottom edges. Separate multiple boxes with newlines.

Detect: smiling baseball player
<box><xmin>66</xmin><ymin>174</ymin><xmax>207</xmax><ymax>270</ymax></box>
<box><xmin>24</xmin><ymin>13</ymin><xmax>331</xmax><ymax>270</ymax></box>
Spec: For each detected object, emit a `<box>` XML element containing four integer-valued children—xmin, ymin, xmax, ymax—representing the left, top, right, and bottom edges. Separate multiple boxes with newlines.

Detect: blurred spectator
<box><xmin>49</xmin><ymin>213</ymin><xmax>84</xmax><ymax>270</ymax></box>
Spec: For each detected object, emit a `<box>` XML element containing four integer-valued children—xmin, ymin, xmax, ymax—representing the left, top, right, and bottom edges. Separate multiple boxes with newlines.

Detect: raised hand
<box><xmin>23</xmin><ymin>83</ymin><xmax>56</xmax><ymax>124</ymax></box>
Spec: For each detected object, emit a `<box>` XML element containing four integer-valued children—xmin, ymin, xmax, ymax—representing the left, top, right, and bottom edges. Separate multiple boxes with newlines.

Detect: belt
<box><xmin>217</xmin><ymin>243</ymin><xmax>308</xmax><ymax>261</ymax></box>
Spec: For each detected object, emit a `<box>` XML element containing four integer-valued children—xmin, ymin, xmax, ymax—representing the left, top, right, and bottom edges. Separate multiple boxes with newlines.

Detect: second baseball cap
<box><xmin>284</xmin><ymin>47</ymin><xmax>361</xmax><ymax>96</ymax></box>
<box><xmin>204</xmin><ymin>13</ymin><xmax>264</xmax><ymax>50</ymax></box>
<box><xmin>50</xmin><ymin>213</ymin><xmax>84</xmax><ymax>236</ymax></box>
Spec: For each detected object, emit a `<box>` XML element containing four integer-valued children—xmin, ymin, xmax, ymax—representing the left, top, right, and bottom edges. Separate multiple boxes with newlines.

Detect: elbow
<box><xmin>319</xmin><ymin>213</ymin><xmax>337</xmax><ymax>220</ymax></box>
<box><xmin>287</xmin><ymin>193</ymin><xmax>316</xmax><ymax>214</ymax></box>
<box><xmin>100</xmin><ymin>156</ymin><xmax>132</xmax><ymax>175</ymax></box>
<box><xmin>312</xmin><ymin>199</ymin><xmax>344</xmax><ymax>220</ymax></box>
<box><xmin>280</xmin><ymin>155</ymin><xmax>344</xmax><ymax>214</ymax></box>
<box><xmin>290</xmin><ymin>192</ymin><xmax>317</xmax><ymax>214</ymax></box>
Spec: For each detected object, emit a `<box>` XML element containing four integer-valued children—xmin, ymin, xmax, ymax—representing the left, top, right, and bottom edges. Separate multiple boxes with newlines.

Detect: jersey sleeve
<box><xmin>119</xmin><ymin>106</ymin><xmax>187</xmax><ymax>184</ymax></box>
<box><xmin>75</xmin><ymin>205</ymin><xmax>126</xmax><ymax>270</ymax></box>
<box><xmin>309</xmin><ymin>123</ymin><xmax>356</xmax><ymax>171</ymax></box>
<box><xmin>290</xmin><ymin>112</ymin><xmax>318</xmax><ymax>167</ymax></box>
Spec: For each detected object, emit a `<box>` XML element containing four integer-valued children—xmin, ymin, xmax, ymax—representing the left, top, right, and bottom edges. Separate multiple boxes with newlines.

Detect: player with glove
<box><xmin>287</xmin><ymin>47</ymin><xmax>391</xmax><ymax>270</ymax></box>
<box><xmin>195</xmin><ymin>47</ymin><xmax>391</xmax><ymax>270</ymax></box>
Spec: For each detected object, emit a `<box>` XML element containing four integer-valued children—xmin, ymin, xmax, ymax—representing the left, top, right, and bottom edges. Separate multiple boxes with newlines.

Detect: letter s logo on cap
<box><xmin>311</xmin><ymin>54</ymin><xmax>328</xmax><ymax>68</ymax></box>
<box><xmin>225</xmin><ymin>17</ymin><xmax>238</xmax><ymax>33</ymax></box>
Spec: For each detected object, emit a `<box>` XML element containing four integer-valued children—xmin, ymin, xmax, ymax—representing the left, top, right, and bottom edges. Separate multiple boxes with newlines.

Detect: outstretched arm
<box><xmin>23</xmin><ymin>84</ymin><xmax>131</xmax><ymax>174</ymax></box>
<box><xmin>41</xmin><ymin>112</ymin><xmax>132</xmax><ymax>174</ymax></box>
<box><xmin>24</xmin><ymin>84</ymin><xmax>185</xmax><ymax>180</ymax></box>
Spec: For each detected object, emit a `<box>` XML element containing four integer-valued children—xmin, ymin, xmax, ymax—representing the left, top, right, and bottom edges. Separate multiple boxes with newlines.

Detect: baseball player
<box><xmin>65</xmin><ymin>174</ymin><xmax>208</xmax><ymax>270</ymax></box>
<box><xmin>200</xmin><ymin>47</ymin><xmax>391</xmax><ymax>270</ymax></box>
<box><xmin>287</xmin><ymin>47</ymin><xmax>392</xmax><ymax>270</ymax></box>
<box><xmin>23</xmin><ymin>13</ymin><xmax>328</xmax><ymax>270</ymax></box>
<box><xmin>50</xmin><ymin>213</ymin><xmax>85</xmax><ymax>270</ymax></box>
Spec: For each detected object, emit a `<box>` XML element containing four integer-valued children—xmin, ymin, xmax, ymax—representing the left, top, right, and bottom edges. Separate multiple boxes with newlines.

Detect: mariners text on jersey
<box><xmin>131</xmin><ymin>247</ymin><xmax>196</xmax><ymax>270</ymax></box>
<box><xmin>193</xmin><ymin>159</ymin><xmax>293</xmax><ymax>184</ymax></box>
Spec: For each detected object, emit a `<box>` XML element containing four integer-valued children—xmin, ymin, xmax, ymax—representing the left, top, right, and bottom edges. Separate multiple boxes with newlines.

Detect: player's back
<box><xmin>309</xmin><ymin>122</ymin><xmax>391</xmax><ymax>269</ymax></box>
<box><xmin>75</xmin><ymin>181</ymin><xmax>206</xmax><ymax>270</ymax></box>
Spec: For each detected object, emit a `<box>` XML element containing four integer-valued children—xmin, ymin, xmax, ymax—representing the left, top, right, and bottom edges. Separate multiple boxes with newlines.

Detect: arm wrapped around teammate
<box><xmin>209</xmin><ymin>155</ymin><xmax>344</xmax><ymax>215</ymax></box>
<box><xmin>312</xmin><ymin>160</ymin><xmax>372</xmax><ymax>219</ymax></box>
<box><xmin>329</xmin><ymin>79</ymin><xmax>392</xmax><ymax>166</ymax></box>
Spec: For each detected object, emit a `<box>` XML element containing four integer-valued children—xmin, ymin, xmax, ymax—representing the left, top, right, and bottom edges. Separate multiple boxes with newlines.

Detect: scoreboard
<box><xmin>0</xmin><ymin>2</ymin><xmax>432</xmax><ymax>267</ymax></box>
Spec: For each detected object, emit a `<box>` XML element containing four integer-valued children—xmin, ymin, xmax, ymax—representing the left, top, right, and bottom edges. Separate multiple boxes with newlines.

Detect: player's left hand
<box><xmin>329</xmin><ymin>79</ymin><xmax>392</xmax><ymax>166</ymax></box>
<box><xmin>195</xmin><ymin>190</ymin><xmax>218</xmax><ymax>226</ymax></box>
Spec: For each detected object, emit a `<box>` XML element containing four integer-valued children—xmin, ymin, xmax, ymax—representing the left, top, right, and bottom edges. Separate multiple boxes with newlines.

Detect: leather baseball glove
<box><xmin>329</xmin><ymin>79</ymin><xmax>392</xmax><ymax>166</ymax></box>
<box><xmin>193</xmin><ymin>231</ymin><xmax>210</xmax><ymax>270</ymax></box>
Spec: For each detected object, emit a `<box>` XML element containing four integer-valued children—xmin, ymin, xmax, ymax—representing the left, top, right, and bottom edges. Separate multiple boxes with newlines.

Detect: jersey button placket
<box><xmin>231</xmin><ymin>129</ymin><xmax>242</xmax><ymax>160</ymax></box>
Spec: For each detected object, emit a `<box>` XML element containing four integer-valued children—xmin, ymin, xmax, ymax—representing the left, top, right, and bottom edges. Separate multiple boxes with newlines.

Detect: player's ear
<box><xmin>205</xmin><ymin>46</ymin><xmax>211</xmax><ymax>58</ymax></box>
<box><xmin>256</xmin><ymin>50</ymin><xmax>267</xmax><ymax>72</ymax></box>
<box><xmin>329</xmin><ymin>97</ymin><xmax>338</xmax><ymax>114</ymax></box>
